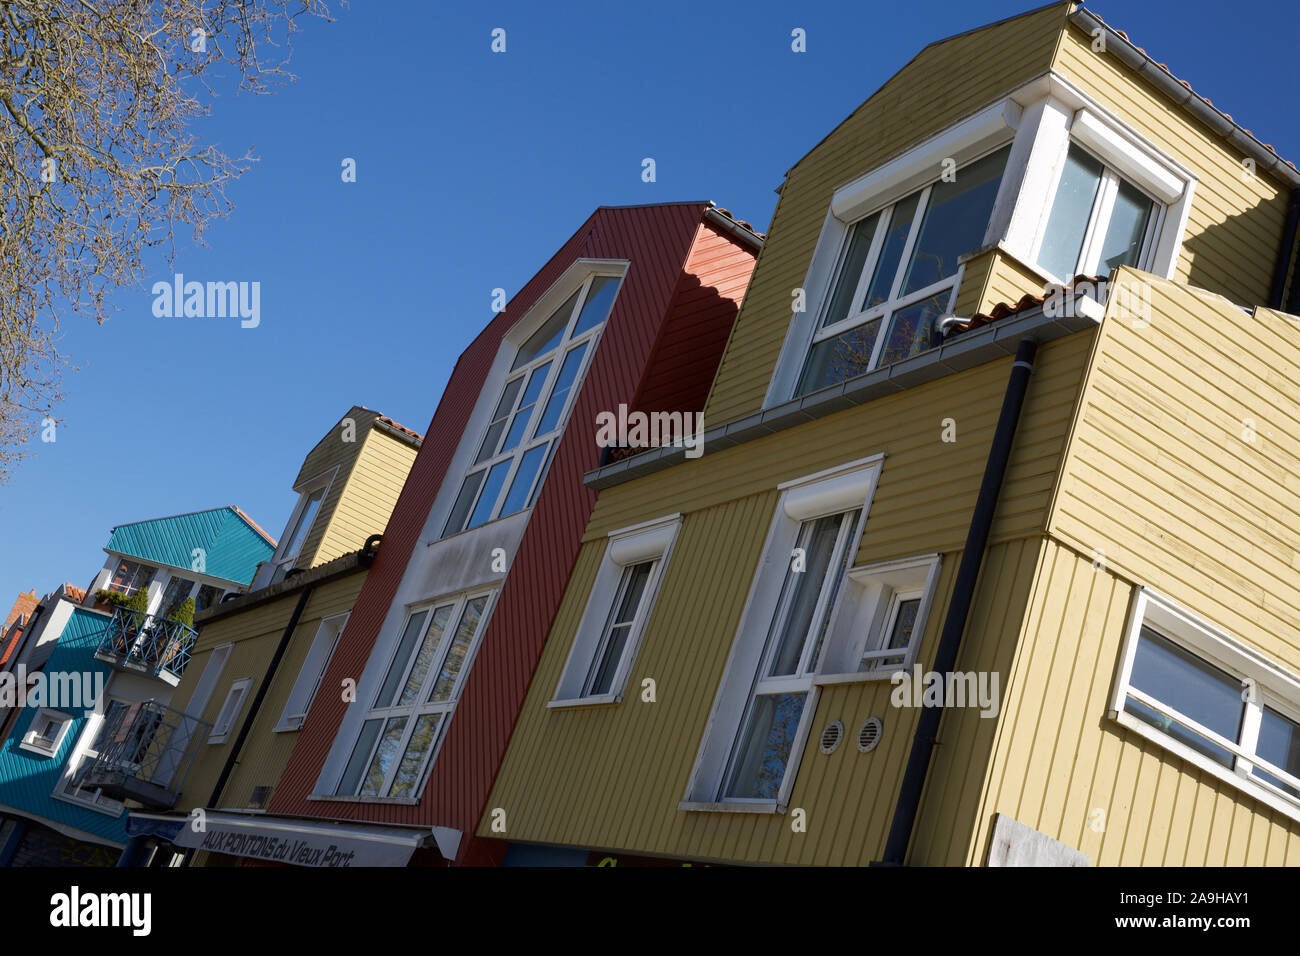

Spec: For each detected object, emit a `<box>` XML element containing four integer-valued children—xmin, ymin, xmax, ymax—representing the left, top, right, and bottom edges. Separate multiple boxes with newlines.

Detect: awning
<box><xmin>128</xmin><ymin>810</ymin><xmax>462</xmax><ymax>867</ymax></box>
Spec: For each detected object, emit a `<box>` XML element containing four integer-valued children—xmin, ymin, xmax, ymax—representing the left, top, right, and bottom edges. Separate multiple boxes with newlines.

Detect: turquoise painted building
<box><xmin>0</xmin><ymin>507</ymin><xmax>274</xmax><ymax>866</ymax></box>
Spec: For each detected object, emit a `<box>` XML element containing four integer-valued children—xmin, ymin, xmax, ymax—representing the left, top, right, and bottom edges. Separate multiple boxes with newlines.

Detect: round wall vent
<box><xmin>819</xmin><ymin>720</ymin><xmax>844</xmax><ymax>754</ymax></box>
<box><xmin>857</xmin><ymin>717</ymin><xmax>884</xmax><ymax>753</ymax></box>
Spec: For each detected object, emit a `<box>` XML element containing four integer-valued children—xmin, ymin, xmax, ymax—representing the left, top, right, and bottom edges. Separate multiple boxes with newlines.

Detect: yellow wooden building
<box><xmin>481</xmin><ymin>2</ymin><xmax>1300</xmax><ymax>866</ymax></box>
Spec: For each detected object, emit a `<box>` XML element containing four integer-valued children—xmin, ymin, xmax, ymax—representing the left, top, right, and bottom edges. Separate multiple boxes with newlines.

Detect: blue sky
<box><xmin>3</xmin><ymin>0</ymin><xmax>1297</xmax><ymax>601</ymax></box>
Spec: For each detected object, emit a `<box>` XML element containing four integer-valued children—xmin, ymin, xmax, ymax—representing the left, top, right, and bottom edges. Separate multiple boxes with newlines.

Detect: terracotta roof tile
<box><xmin>63</xmin><ymin>584</ymin><xmax>87</xmax><ymax>603</ymax></box>
<box><xmin>359</xmin><ymin>406</ymin><xmax>425</xmax><ymax>443</ymax></box>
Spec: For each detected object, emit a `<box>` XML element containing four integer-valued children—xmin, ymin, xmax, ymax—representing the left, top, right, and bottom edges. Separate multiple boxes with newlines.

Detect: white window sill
<box><xmin>678</xmin><ymin>800</ymin><xmax>781</xmax><ymax>815</ymax></box>
<box><xmin>1110</xmin><ymin>709</ymin><xmax>1300</xmax><ymax>825</ymax></box>
<box><xmin>546</xmin><ymin>694</ymin><xmax>620</xmax><ymax>710</ymax></box>
<box><xmin>813</xmin><ymin>669</ymin><xmax>905</xmax><ymax>687</ymax></box>
<box><xmin>18</xmin><ymin>742</ymin><xmax>59</xmax><ymax>758</ymax></box>
<box><xmin>271</xmin><ymin>721</ymin><xmax>304</xmax><ymax>734</ymax></box>
<box><xmin>52</xmin><ymin>792</ymin><xmax>124</xmax><ymax>818</ymax></box>
<box><xmin>206</xmin><ymin>735</ymin><xmax>232</xmax><ymax>745</ymax></box>
<box><xmin>306</xmin><ymin>793</ymin><xmax>421</xmax><ymax>806</ymax></box>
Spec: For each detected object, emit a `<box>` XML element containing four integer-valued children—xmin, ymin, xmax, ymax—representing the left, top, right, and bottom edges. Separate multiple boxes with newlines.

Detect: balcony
<box><xmin>94</xmin><ymin>606</ymin><xmax>199</xmax><ymax>685</ymax></box>
<box><xmin>79</xmin><ymin>700</ymin><xmax>211</xmax><ymax>811</ymax></box>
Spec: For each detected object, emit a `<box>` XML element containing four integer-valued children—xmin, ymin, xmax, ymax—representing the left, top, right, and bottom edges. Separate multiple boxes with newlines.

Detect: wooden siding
<box><xmin>172</xmin><ymin>573</ymin><xmax>368</xmax><ymax>814</ymax></box>
<box><xmin>701</xmin><ymin>3</ymin><xmax>1072</xmax><ymax>426</ymax></box>
<box><xmin>312</xmin><ymin>427</ymin><xmax>419</xmax><ymax>566</ymax></box>
<box><xmin>971</xmin><ymin>538</ymin><xmax>1300</xmax><ymax>865</ymax></box>
<box><xmin>268</xmin><ymin>205</ymin><xmax>755</xmax><ymax>865</ymax></box>
<box><xmin>1052</xmin><ymin>21</ymin><xmax>1289</xmax><ymax>308</ymax></box>
<box><xmin>294</xmin><ymin>407</ymin><xmax>376</xmax><ymax>569</ymax></box>
<box><xmin>482</xmin><ymin>333</ymin><xmax>1092</xmax><ymax>862</ymax></box>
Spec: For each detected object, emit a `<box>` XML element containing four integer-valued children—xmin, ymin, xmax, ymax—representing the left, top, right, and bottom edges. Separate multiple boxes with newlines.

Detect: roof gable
<box><xmin>105</xmin><ymin>507</ymin><xmax>276</xmax><ymax>586</ymax></box>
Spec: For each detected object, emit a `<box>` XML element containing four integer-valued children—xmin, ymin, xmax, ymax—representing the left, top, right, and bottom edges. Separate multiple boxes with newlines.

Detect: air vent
<box><xmin>819</xmin><ymin>720</ymin><xmax>844</xmax><ymax>755</ymax></box>
<box><xmin>857</xmin><ymin>717</ymin><xmax>883</xmax><ymax>753</ymax></box>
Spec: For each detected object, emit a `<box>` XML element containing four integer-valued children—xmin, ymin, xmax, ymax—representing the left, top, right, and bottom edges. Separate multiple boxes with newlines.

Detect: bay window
<box><xmin>443</xmin><ymin>274</ymin><xmax>621</xmax><ymax>537</ymax></box>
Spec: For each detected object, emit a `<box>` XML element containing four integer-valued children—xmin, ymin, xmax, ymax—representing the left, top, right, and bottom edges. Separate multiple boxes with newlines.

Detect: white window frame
<box><xmin>332</xmin><ymin>588</ymin><xmax>496</xmax><ymax>800</ymax></box>
<box><xmin>1111</xmin><ymin>588</ymin><xmax>1300</xmax><ymax>824</ymax></box>
<box><xmin>813</xmin><ymin>553</ymin><xmax>943</xmax><ymax>682</ymax></box>
<box><xmin>53</xmin><ymin>698</ymin><xmax>129</xmax><ymax>816</ymax></box>
<box><xmin>441</xmin><ymin>271</ymin><xmax>623</xmax><ymax>539</ymax></box>
<box><xmin>682</xmin><ymin>456</ymin><xmax>884</xmax><ymax>813</ymax></box>
<box><xmin>264</xmin><ymin>469</ymin><xmax>336</xmax><ymax>586</ymax></box>
<box><xmin>19</xmin><ymin>707</ymin><xmax>73</xmax><ymax>757</ymax></box>
<box><xmin>208</xmin><ymin>677</ymin><xmax>254</xmax><ymax>744</ymax></box>
<box><xmin>551</xmin><ymin>515</ymin><xmax>682</xmax><ymax>708</ymax></box>
<box><xmin>106</xmin><ymin>559</ymin><xmax>156</xmax><ymax>597</ymax></box>
<box><xmin>275</xmin><ymin>612</ymin><xmax>348</xmax><ymax>732</ymax></box>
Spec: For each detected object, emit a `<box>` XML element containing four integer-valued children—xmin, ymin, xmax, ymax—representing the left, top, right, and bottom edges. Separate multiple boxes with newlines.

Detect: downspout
<box><xmin>1268</xmin><ymin>187</ymin><xmax>1300</xmax><ymax>310</ymax></box>
<box><xmin>877</xmin><ymin>338</ymin><xmax>1038</xmax><ymax>865</ymax></box>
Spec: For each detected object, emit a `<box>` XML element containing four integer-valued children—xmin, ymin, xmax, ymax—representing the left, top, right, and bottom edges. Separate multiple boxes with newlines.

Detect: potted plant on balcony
<box><xmin>159</xmin><ymin>598</ymin><xmax>196</xmax><ymax>670</ymax></box>
<box><xmin>113</xmin><ymin>586</ymin><xmax>151</xmax><ymax>656</ymax></box>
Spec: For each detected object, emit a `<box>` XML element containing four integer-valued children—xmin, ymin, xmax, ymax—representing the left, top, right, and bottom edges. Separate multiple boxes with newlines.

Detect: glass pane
<box><xmin>572</xmin><ymin>276</ymin><xmax>622</xmax><ymax>337</ymax></box>
<box><xmin>766</xmin><ymin>515</ymin><xmax>842</xmax><ymax>678</ymax></box>
<box><xmin>160</xmin><ymin>577</ymin><xmax>194</xmax><ymax>620</ymax></box>
<box><xmin>1038</xmin><ymin>146</ymin><xmax>1104</xmax><ymax>280</ymax></box>
<box><xmin>360</xmin><ymin>716</ymin><xmax>408</xmax><ymax>797</ymax></box>
<box><xmin>797</xmin><ymin>317</ymin><xmax>881</xmax><ymax>396</ymax></box>
<box><xmin>499</xmin><ymin>443</ymin><xmax>548</xmax><ymax>518</ymax></box>
<box><xmin>821</xmin><ymin>214</ymin><xmax>878</xmax><ymax>328</ymax></box>
<box><xmin>500</xmin><ymin>362</ymin><xmax>552</xmax><ymax>453</ymax></box>
<box><xmin>429</xmin><ymin>596</ymin><xmax>489</xmax><ymax>702</ymax></box>
<box><xmin>443</xmin><ymin>471</ymin><xmax>484</xmax><ymax>537</ymax></box>
<box><xmin>512</xmin><ymin>291</ymin><xmax>579</xmax><ymax>370</ymax></box>
<box><xmin>337</xmin><ymin>718</ymin><xmax>382</xmax><ymax>795</ymax></box>
<box><xmin>397</xmin><ymin>605</ymin><xmax>452</xmax><ymax>706</ymax></box>
<box><xmin>587</xmin><ymin>562</ymin><xmax>654</xmax><ymax>695</ymax></box>
<box><xmin>875</xmin><ymin>292</ymin><xmax>949</xmax><ymax>367</ymax></box>
<box><xmin>887</xmin><ymin>598</ymin><xmax>921</xmax><ymax>650</ymax></box>
<box><xmin>864</xmin><ymin>193</ymin><xmax>920</xmax><ymax>309</ymax></box>
<box><xmin>196</xmin><ymin>584</ymin><xmax>223</xmax><ymax>613</ymax></box>
<box><xmin>1127</xmin><ymin>626</ymin><xmax>1243</xmax><ymax>768</ymax></box>
<box><xmin>526</xmin><ymin>442</ymin><xmax>556</xmax><ymax>509</ymax></box>
<box><xmin>1254</xmin><ymin>707</ymin><xmax>1300</xmax><ymax>798</ymax></box>
<box><xmin>723</xmin><ymin>692</ymin><xmax>808</xmax><ymax>800</ymax></box>
<box><xmin>475</xmin><ymin>377</ymin><xmax>524</xmax><ymax>463</ymax></box>
<box><xmin>283</xmin><ymin>488</ymin><xmax>325</xmax><ymax>559</ymax></box>
<box><xmin>388</xmin><ymin>713</ymin><xmax>443</xmax><ymax>799</ymax></box>
<box><xmin>374</xmin><ymin>610</ymin><xmax>429</xmax><ymax>708</ymax></box>
<box><xmin>902</xmin><ymin>146</ymin><xmax>1008</xmax><ymax>294</ymax></box>
<box><xmin>1098</xmin><ymin>179</ymin><xmax>1153</xmax><ymax>275</ymax></box>
<box><xmin>534</xmin><ymin>343</ymin><xmax>588</xmax><ymax>436</ymax></box>
<box><xmin>466</xmin><ymin>459</ymin><xmax>512</xmax><ymax>530</ymax></box>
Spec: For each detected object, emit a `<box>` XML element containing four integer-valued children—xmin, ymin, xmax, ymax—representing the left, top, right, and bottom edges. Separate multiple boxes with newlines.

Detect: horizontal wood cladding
<box><xmin>1053</xmin><ymin>23</ymin><xmax>1289</xmax><ymax>308</ymax></box>
<box><xmin>702</xmin><ymin>3</ymin><xmax>1071</xmax><ymax>426</ymax></box>
<box><xmin>314</xmin><ymin>428</ymin><xmax>419</xmax><ymax>565</ymax></box>
<box><xmin>482</xmin><ymin>333</ymin><xmax>1092</xmax><ymax>863</ymax></box>
<box><xmin>1050</xmin><ymin>271</ymin><xmax>1300</xmax><ymax>671</ymax></box>
<box><xmin>972</xmin><ymin>539</ymin><xmax>1300</xmax><ymax>865</ymax></box>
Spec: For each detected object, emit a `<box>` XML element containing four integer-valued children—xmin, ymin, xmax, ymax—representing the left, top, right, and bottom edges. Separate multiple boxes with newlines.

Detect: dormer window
<box><xmin>268</xmin><ymin>479</ymin><xmax>330</xmax><ymax>584</ymax></box>
<box><xmin>107</xmin><ymin>559</ymin><xmax>155</xmax><ymax>596</ymax></box>
<box><xmin>1035</xmin><ymin>143</ymin><xmax>1158</xmax><ymax>283</ymax></box>
<box><xmin>442</xmin><ymin>274</ymin><xmax>621</xmax><ymax>537</ymax></box>
<box><xmin>797</xmin><ymin>146</ymin><xmax>1010</xmax><ymax>396</ymax></box>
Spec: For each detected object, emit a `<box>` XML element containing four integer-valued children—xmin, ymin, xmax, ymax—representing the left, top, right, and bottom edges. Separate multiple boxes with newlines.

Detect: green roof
<box><xmin>104</xmin><ymin>507</ymin><xmax>276</xmax><ymax>586</ymax></box>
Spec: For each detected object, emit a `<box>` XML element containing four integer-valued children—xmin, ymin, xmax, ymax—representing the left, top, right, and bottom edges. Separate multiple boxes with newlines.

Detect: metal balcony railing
<box><xmin>80</xmin><ymin>700</ymin><xmax>211</xmax><ymax>810</ymax></box>
<box><xmin>94</xmin><ymin>606</ymin><xmax>199</xmax><ymax>684</ymax></box>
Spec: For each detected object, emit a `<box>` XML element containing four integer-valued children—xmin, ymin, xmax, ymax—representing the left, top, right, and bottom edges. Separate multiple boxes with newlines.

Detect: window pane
<box><xmin>864</xmin><ymin>193</ymin><xmax>920</xmax><ymax>309</ymax></box>
<box><xmin>901</xmin><ymin>146</ymin><xmax>1008</xmax><ymax>294</ymax></box>
<box><xmin>397</xmin><ymin>606</ymin><xmax>452</xmax><ymax>706</ymax></box>
<box><xmin>533</xmin><ymin>343</ymin><xmax>588</xmax><ymax>436</ymax></box>
<box><xmin>766</xmin><ymin>515</ymin><xmax>842</xmax><ymax>678</ymax></box>
<box><xmin>887</xmin><ymin>598</ymin><xmax>921</xmax><ymax>650</ymax></box>
<box><xmin>429</xmin><ymin>596</ymin><xmax>488</xmax><ymax>702</ymax></box>
<box><xmin>499</xmin><ymin>443</ymin><xmax>548</xmax><ymax>518</ymax></box>
<box><xmin>195</xmin><ymin>584</ymin><xmax>224</xmax><ymax>613</ymax></box>
<box><xmin>1127</xmin><ymin>626</ymin><xmax>1243</xmax><ymax>768</ymax></box>
<box><xmin>500</xmin><ymin>362</ymin><xmax>552</xmax><ymax>453</ymax></box>
<box><xmin>1254</xmin><ymin>707</ymin><xmax>1300</xmax><ymax>798</ymax></box>
<box><xmin>466</xmin><ymin>459</ymin><xmax>512</xmax><ymax>530</ymax></box>
<box><xmin>587</xmin><ymin>562</ymin><xmax>654</xmax><ymax>696</ymax></box>
<box><xmin>160</xmin><ymin>577</ymin><xmax>194</xmax><ymax>620</ymax></box>
<box><xmin>797</xmin><ymin>317</ymin><xmax>881</xmax><ymax>395</ymax></box>
<box><xmin>360</xmin><ymin>716</ymin><xmax>408</xmax><ymax>797</ymax></box>
<box><xmin>388</xmin><ymin>713</ymin><xmax>443</xmax><ymax>799</ymax></box>
<box><xmin>723</xmin><ymin>692</ymin><xmax>808</xmax><ymax>800</ymax></box>
<box><xmin>512</xmin><ymin>291</ymin><xmax>579</xmax><ymax>370</ymax></box>
<box><xmin>875</xmin><ymin>292</ymin><xmax>949</xmax><ymax>367</ymax></box>
<box><xmin>572</xmin><ymin>275</ymin><xmax>622</xmax><ymax>337</ymax></box>
<box><xmin>336</xmin><ymin>718</ymin><xmax>382</xmax><ymax>795</ymax></box>
<box><xmin>374</xmin><ymin>610</ymin><xmax>429</xmax><ymax>708</ymax></box>
<box><xmin>821</xmin><ymin>214</ymin><xmax>878</xmax><ymax>328</ymax></box>
<box><xmin>526</xmin><ymin>442</ymin><xmax>556</xmax><ymax>509</ymax></box>
<box><xmin>1098</xmin><ymin>179</ymin><xmax>1153</xmax><ymax>275</ymax></box>
<box><xmin>1038</xmin><ymin>146</ymin><xmax>1104</xmax><ymax>280</ymax></box>
<box><xmin>475</xmin><ymin>377</ymin><xmax>524</xmax><ymax>463</ymax></box>
<box><xmin>443</xmin><ymin>471</ymin><xmax>485</xmax><ymax>537</ymax></box>
<box><xmin>283</xmin><ymin>488</ymin><xmax>325</xmax><ymax>559</ymax></box>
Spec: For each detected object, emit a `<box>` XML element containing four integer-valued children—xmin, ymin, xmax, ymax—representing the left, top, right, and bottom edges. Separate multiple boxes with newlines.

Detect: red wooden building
<box><xmin>261</xmin><ymin>202</ymin><xmax>760</xmax><ymax>864</ymax></box>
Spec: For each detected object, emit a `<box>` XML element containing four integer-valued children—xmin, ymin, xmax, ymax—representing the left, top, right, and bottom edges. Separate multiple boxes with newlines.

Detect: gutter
<box><xmin>703</xmin><ymin>205</ymin><xmax>765</xmax><ymax>250</ymax></box>
<box><xmin>876</xmin><ymin>339</ymin><xmax>1038</xmax><ymax>865</ymax></box>
<box><xmin>1268</xmin><ymin>188</ymin><xmax>1300</xmax><ymax>310</ymax></box>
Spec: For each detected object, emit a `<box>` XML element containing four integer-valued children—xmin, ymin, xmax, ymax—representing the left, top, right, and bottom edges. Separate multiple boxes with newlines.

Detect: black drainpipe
<box><xmin>877</xmin><ymin>338</ymin><xmax>1038</xmax><ymax>866</ymax></box>
<box><xmin>1268</xmin><ymin>187</ymin><xmax>1300</xmax><ymax>310</ymax></box>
